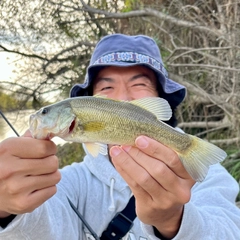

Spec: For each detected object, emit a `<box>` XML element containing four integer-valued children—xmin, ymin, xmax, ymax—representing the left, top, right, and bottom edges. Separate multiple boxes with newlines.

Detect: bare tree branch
<box><xmin>0</xmin><ymin>45</ymin><xmax>46</xmax><ymax>61</ymax></box>
<box><xmin>169</xmin><ymin>63</ymin><xmax>240</xmax><ymax>72</ymax></box>
<box><xmin>210</xmin><ymin>137</ymin><xmax>240</xmax><ymax>146</ymax></box>
<box><xmin>80</xmin><ymin>5</ymin><xmax>223</xmax><ymax>37</ymax></box>
<box><xmin>178</xmin><ymin>121</ymin><xmax>231</xmax><ymax>129</ymax></box>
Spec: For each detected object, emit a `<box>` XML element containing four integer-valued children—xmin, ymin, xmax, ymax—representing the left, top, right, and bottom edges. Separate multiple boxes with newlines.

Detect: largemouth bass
<box><xmin>29</xmin><ymin>96</ymin><xmax>227</xmax><ymax>182</ymax></box>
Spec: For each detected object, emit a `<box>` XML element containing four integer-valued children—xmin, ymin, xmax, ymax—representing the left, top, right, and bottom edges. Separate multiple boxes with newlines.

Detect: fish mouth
<box><xmin>29</xmin><ymin>115</ymin><xmax>48</xmax><ymax>140</ymax></box>
<box><xmin>46</xmin><ymin>117</ymin><xmax>76</xmax><ymax>140</ymax></box>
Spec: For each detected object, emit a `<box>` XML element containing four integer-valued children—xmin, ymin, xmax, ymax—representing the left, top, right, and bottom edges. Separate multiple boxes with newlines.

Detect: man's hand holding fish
<box><xmin>0</xmin><ymin>131</ymin><xmax>61</xmax><ymax>218</ymax></box>
<box><xmin>110</xmin><ymin>136</ymin><xmax>195</xmax><ymax>238</ymax></box>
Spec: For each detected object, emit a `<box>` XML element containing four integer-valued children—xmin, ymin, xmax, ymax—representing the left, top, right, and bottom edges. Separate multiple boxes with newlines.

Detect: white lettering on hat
<box><xmin>93</xmin><ymin>51</ymin><xmax>168</xmax><ymax>78</ymax></box>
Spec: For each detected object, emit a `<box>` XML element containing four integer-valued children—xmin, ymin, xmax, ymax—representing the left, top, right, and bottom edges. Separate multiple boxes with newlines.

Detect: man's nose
<box><xmin>115</xmin><ymin>86</ymin><xmax>132</xmax><ymax>101</ymax></box>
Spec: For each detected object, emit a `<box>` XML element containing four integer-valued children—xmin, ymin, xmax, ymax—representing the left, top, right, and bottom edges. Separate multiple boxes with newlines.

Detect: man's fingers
<box><xmin>4</xmin><ymin>170</ymin><xmax>61</xmax><ymax>195</ymax></box>
<box><xmin>121</xmin><ymin>145</ymin><xmax>183</xmax><ymax>194</ymax></box>
<box><xmin>26</xmin><ymin>170</ymin><xmax>61</xmax><ymax>193</ymax></box>
<box><xmin>0</xmin><ymin>155</ymin><xmax>59</xmax><ymax>179</ymax></box>
<box><xmin>1</xmin><ymin>170</ymin><xmax>61</xmax><ymax>214</ymax></box>
<box><xmin>110</xmin><ymin>146</ymin><xmax>141</xmax><ymax>188</ymax></box>
<box><xmin>135</xmin><ymin>136</ymin><xmax>191</xmax><ymax>179</ymax></box>
<box><xmin>28</xmin><ymin>186</ymin><xmax>58</xmax><ymax>210</ymax></box>
<box><xmin>23</xmin><ymin>156</ymin><xmax>59</xmax><ymax>176</ymax></box>
<box><xmin>0</xmin><ymin>137</ymin><xmax>57</xmax><ymax>159</ymax></box>
<box><xmin>8</xmin><ymin>185</ymin><xmax>59</xmax><ymax>214</ymax></box>
<box><xmin>110</xmin><ymin>146</ymin><xmax>164</xmax><ymax>198</ymax></box>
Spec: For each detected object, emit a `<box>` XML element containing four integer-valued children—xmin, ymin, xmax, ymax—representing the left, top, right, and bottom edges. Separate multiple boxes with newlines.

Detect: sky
<box><xmin>0</xmin><ymin>52</ymin><xmax>14</xmax><ymax>82</ymax></box>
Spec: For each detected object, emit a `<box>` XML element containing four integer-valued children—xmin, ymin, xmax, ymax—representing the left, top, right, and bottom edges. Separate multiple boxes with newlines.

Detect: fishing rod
<box><xmin>0</xmin><ymin>109</ymin><xmax>100</xmax><ymax>240</ymax></box>
<box><xmin>0</xmin><ymin>110</ymin><xmax>19</xmax><ymax>137</ymax></box>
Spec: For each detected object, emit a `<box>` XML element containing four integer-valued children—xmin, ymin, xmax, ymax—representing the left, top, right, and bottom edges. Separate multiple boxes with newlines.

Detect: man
<box><xmin>0</xmin><ymin>34</ymin><xmax>239</xmax><ymax>239</ymax></box>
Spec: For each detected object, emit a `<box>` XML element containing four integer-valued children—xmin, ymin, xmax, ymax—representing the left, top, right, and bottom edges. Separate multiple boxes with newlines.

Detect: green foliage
<box><xmin>222</xmin><ymin>147</ymin><xmax>240</xmax><ymax>201</ymax></box>
<box><xmin>0</xmin><ymin>91</ymin><xmax>19</xmax><ymax>111</ymax></box>
<box><xmin>122</xmin><ymin>0</ymin><xmax>137</xmax><ymax>12</ymax></box>
<box><xmin>0</xmin><ymin>90</ymin><xmax>47</xmax><ymax>111</ymax></box>
<box><xmin>225</xmin><ymin>159</ymin><xmax>240</xmax><ymax>181</ymax></box>
<box><xmin>56</xmin><ymin>142</ymin><xmax>85</xmax><ymax>168</ymax></box>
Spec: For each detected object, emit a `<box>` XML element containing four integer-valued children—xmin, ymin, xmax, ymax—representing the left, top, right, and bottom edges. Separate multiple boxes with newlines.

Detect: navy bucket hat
<box><xmin>70</xmin><ymin>34</ymin><xmax>186</xmax><ymax>109</ymax></box>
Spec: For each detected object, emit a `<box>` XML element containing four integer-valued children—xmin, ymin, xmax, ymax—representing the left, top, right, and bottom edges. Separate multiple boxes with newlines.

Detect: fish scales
<box><xmin>70</xmin><ymin>97</ymin><xmax>191</xmax><ymax>150</ymax></box>
<box><xmin>29</xmin><ymin>96</ymin><xmax>227</xmax><ymax>182</ymax></box>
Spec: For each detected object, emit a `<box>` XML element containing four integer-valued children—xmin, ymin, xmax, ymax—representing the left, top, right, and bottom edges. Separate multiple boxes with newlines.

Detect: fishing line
<box><xmin>0</xmin><ymin>110</ymin><xmax>19</xmax><ymax>137</ymax></box>
<box><xmin>0</xmin><ymin>110</ymin><xmax>100</xmax><ymax>240</ymax></box>
<box><xmin>67</xmin><ymin>197</ymin><xmax>100</xmax><ymax>240</ymax></box>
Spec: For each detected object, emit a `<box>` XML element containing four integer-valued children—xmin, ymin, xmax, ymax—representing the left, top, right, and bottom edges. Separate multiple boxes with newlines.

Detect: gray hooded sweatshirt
<box><xmin>0</xmin><ymin>150</ymin><xmax>240</xmax><ymax>240</ymax></box>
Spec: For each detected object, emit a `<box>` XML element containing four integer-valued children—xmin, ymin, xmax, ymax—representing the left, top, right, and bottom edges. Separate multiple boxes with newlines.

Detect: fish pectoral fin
<box><xmin>84</xmin><ymin>143</ymin><xmax>108</xmax><ymax>157</ymax></box>
<box><xmin>83</xmin><ymin>121</ymin><xmax>105</xmax><ymax>132</ymax></box>
<box><xmin>130</xmin><ymin>97</ymin><xmax>172</xmax><ymax>121</ymax></box>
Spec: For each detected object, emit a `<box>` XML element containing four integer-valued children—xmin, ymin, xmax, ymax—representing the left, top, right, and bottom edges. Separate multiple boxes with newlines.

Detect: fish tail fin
<box><xmin>178</xmin><ymin>135</ymin><xmax>227</xmax><ymax>182</ymax></box>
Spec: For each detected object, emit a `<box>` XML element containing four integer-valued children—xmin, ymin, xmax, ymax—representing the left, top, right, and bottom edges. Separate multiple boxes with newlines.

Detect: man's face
<box><xmin>93</xmin><ymin>66</ymin><xmax>158</xmax><ymax>100</ymax></box>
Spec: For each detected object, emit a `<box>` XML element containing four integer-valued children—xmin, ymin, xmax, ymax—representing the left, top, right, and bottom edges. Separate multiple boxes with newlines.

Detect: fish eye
<box><xmin>41</xmin><ymin>108</ymin><xmax>48</xmax><ymax>115</ymax></box>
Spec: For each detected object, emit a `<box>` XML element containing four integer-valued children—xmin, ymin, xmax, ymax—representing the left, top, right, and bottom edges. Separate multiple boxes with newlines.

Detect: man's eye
<box><xmin>101</xmin><ymin>86</ymin><xmax>113</xmax><ymax>91</ymax></box>
<box><xmin>132</xmin><ymin>83</ymin><xmax>146</xmax><ymax>87</ymax></box>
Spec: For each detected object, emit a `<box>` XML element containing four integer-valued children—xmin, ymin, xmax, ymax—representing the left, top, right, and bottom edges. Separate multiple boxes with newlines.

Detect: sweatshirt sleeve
<box><xmin>141</xmin><ymin>163</ymin><xmax>240</xmax><ymax>239</ymax></box>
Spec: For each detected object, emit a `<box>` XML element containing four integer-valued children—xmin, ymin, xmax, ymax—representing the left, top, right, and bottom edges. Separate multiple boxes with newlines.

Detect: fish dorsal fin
<box><xmin>83</xmin><ymin>142</ymin><xmax>108</xmax><ymax>157</ymax></box>
<box><xmin>130</xmin><ymin>97</ymin><xmax>172</xmax><ymax>121</ymax></box>
<box><xmin>93</xmin><ymin>94</ymin><xmax>121</xmax><ymax>102</ymax></box>
<box><xmin>93</xmin><ymin>94</ymin><xmax>108</xmax><ymax>99</ymax></box>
